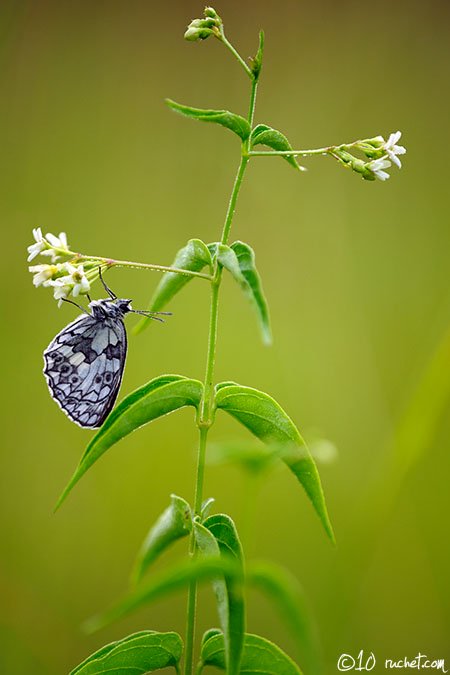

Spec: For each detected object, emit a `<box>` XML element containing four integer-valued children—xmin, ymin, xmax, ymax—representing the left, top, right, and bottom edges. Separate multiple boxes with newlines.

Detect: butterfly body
<box><xmin>44</xmin><ymin>298</ymin><xmax>132</xmax><ymax>428</ymax></box>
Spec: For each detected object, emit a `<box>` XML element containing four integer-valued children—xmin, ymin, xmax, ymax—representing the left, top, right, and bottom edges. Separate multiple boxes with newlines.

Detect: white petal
<box><xmin>387</xmin><ymin>131</ymin><xmax>402</xmax><ymax>147</ymax></box>
<box><xmin>59</xmin><ymin>232</ymin><xmax>68</xmax><ymax>248</ymax></box>
<box><xmin>375</xmin><ymin>170</ymin><xmax>390</xmax><ymax>181</ymax></box>
<box><xmin>388</xmin><ymin>151</ymin><xmax>402</xmax><ymax>168</ymax></box>
<box><xmin>32</xmin><ymin>227</ymin><xmax>43</xmax><ymax>242</ymax></box>
<box><xmin>46</xmin><ymin>232</ymin><xmax>61</xmax><ymax>247</ymax></box>
<box><xmin>394</xmin><ymin>145</ymin><xmax>406</xmax><ymax>155</ymax></box>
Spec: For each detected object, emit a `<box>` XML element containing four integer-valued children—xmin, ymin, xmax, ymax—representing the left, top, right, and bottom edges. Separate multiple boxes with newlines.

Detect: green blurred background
<box><xmin>1</xmin><ymin>0</ymin><xmax>449</xmax><ymax>672</ymax></box>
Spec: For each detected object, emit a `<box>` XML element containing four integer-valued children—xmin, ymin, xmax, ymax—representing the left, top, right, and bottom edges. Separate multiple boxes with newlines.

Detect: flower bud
<box><xmin>184</xmin><ymin>17</ymin><xmax>217</xmax><ymax>41</ymax></box>
<box><xmin>204</xmin><ymin>7</ymin><xmax>219</xmax><ymax>19</ymax></box>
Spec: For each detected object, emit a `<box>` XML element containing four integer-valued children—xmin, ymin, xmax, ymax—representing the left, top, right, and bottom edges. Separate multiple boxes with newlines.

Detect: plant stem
<box><xmin>183</xmin><ymin>56</ymin><xmax>256</xmax><ymax>675</ymax></box>
<box><xmin>78</xmin><ymin>255</ymin><xmax>212</xmax><ymax>280</ymax></box>
<box><xmin>221</xmin><ymin>156</ymin><xmax>249</xmax><ymax>246</ymax></box>
<box><xmin>248</xmin><ymin>147</ymin><xmax>331</xmax><ymax>157</ymax></box>
<box><xmin>219</xmin><ymin>31</ymin><xmax>253</xmax><ymax>79</ymax></box>
<box><xmin>182</xmin><ymin>150</ymin><xmax>251</xmax><ymax>675</ymax></box>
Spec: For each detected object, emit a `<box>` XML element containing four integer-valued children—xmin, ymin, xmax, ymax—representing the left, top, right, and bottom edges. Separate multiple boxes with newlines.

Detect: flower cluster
<box><xmin>184</xmin><ymin>7</ymin><xmax>222</xmax><ymax>41</ymax></box>
<box><xmin>27</xmin><ymin>228</ymin><xmax>70</xmax><ymax>263</ymax></box>
<box><xmin>27</xmin><ymin>230</ymin><xmax>101</xmax><ymax>305</ymax></box>
<box><xmin>334</xmin><ymin>131</ymin><xmax>406</xmax><ymax>181</ymax></box>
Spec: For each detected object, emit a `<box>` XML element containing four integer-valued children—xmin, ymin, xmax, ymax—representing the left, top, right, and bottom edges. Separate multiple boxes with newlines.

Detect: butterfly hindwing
<box><xmin>43</xmin><ymin>311</ymin><xmax>127</xmax><ymax>428</ymax></box>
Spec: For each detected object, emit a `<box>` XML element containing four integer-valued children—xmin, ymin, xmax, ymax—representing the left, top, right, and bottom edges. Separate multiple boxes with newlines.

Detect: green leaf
<box><xmin>210</xmin><ymin>241</ymin><xmax>272</xmax><ymax>345</ymax></box>
<box><xmin>247</xmin><ymin>561</ymin><xmax>323</xmax><ymax>675</ymax></box>
<box><xmin>56</xmin><ymin>375</ymin><xmax>203</xmax><ymax>510</ymax></box>
<box><xmin>250</xmin><ymin>124</ymin><xmax>305</xmax><ymax>171</ymax></box>
<box><xmin>131</xmin><ymin>494</ymin><xmax>192</xmax><ymax>586</ymax></box>
<box><xmin>199</xmin><ymin>632</ymin><xmax>303</xmax><ymax>674</ymax></box>
<box><xmin>205</xmin><ymin>515</ymin><xmax>246</xmax><ymax>675</ymax></box>
<box><xmin>250</xmin><ymin>30</ymin><xmax>265</xmax><ymax>80</ymax></box>
<box><xmin>194</xmin><ymin>519</ymin><xmax>245</xmax><ymax>675</ymax></box>
<box><xmin>135</xmin><ymin>238</ymin><xmax>211</xmax><ymax>334</ymax></box>
<box><xmin>166</xmin><ymin>99</ymin><xmax>251</xmax><ymax>141</ymax></box>
<box><xmin>231</xmin><ymin>241</ymin><xmax>272</xmax><ymax>345</ymax></box>
<box><xmin>216</xmin><ymin>243</ymin><xmax>247</xmax><ymax>287</ymax></box>
<box><xmin>84</xmin><ymin>557</ymin><xmax>243</xmax><ymax>633</ymax></box>
<box><xmin>201</xmin><ymin>497</ymin><xmax>215</xmax><ymax>520</ymax></box>
<box><xmin>215</xmin><ymin>383</ymin><xmax>335</xmax><ymax>543</ymax></box>
<box><xmin>70</xmin><ymin>631</ymin><xmax>183</xmax><ymax>674</ymax></box>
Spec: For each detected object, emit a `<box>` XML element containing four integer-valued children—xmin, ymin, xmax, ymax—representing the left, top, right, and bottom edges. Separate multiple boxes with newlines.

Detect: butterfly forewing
<box><xmin>43</xmin><ymin>310</ymin><xmax>127</xmax><ymax>428</ymax></box>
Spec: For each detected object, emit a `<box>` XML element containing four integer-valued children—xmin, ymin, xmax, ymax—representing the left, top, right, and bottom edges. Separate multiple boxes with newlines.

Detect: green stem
<box><xmin>184</xmin><ymin>426</ymin><xmax>209</xmax><ymax>675</ymax></box>
<box><xmin>247</xmin><ymin>78</ymin><xmax>258</xmax><ymax>127</ymax></box>
<box><xmin>248</xmin><ymin>147</ymin><xmax>331</xmax><ymax>157</ymax></box>
<box><xmin>221</xmin><ymin>156</ymin><xmax>249</xmax><ymax>246</ymax></box>
<box><xmin>77</xmin><ymin>255</ymin><xmax>212</xmax><ymax>280</ymax></box>
<box><xmin>219</xmin><ymin>31</ymin><xmax>253</xmax><ymax>79</ymax></box>
<box><xmin>182</xmin><ymin>147</ymin><xmax>251</xmax><ymax>675</ymax></box>
<box><xmin>183</xmin><ymin>46</ymin><xmax>255</xmax><ymax>675</ymax></box>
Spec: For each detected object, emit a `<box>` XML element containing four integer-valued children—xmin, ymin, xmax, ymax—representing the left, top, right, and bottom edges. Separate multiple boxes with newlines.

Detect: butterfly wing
<box><xmin>43</xmin><ymin>313</ymin><xmax>127</xmax><ymax>428</ymax></box>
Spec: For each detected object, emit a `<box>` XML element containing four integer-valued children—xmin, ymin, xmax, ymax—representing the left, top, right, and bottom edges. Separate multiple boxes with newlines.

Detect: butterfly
<box><xmin>43</xmin><ymin>270</ymin><xmax>169</xmax><ymax>428</ymax></box>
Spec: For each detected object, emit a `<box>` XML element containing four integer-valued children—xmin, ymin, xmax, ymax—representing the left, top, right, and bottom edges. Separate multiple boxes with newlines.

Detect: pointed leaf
<box><xmin>84</xmin><ymin>557</ymin><xmax>243</xmax><ymax>633</ymax></box>
<box><xmin>201</xmin><ymin>497</ymin><xmax>215</xmax><ymax>520</ymax></box>
<box><xmin>194</xmin><ymin>519</ymin><xmax>245</xmax><ymax>675</ymax></box>
<box><xmin>231</xmin><ymin>241</ymin><xmax>272</xmax><ymax>345</ymax></box>
<box><xmin>215</xmin><ymin>383</ymin><xmax>334</xmax><ymax>542</ymax></box>
<box><xmin>250</xmin><ymin>30</ymin><xmax>265</xmax><ymax>80</ymax></box>
<box><xmin>250</xmin><ymin>124</ymin><xmax>305</xmax><ymax>171</ymax></box>
<box><xmin>217</xmin><ymin>244</ymin><xmax>247</xmax><ymax>287</ymax></box>
<box><xmin>70</xmin><ymin>631</ymin><xmax>183</xmax><ymax>674</ymax></box>
<box><xmin>200</xmin><ymin>632</ymin><xmax>302</xmax><ymax>674</ymax></box>
<box><xmin>166</xmin><ymin>99</ymin><xmax>251</xmax><ymax>141</ymax></box>
<box><xmin>131</xmin><ymin>494</ymin><xmax>192</xmax><ymax>585</ymax></box>
<box><xmin>135</xmin><ymin>238</ymin><xmax>211</xmax><ymax>334</ymax></box>
<box><xmin>56</xmin><ymin>375</ymin><xmax>203</xmax><ymax>509</ymax></box>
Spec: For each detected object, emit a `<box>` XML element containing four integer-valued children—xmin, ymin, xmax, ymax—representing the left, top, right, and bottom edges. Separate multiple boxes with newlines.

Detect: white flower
<box><xmin>41</xmin><ymin>231</ymin><xmax>69</xmax><ymax>262</ymax></box>
<box><xmin>51</xmin><ymin>281</ymin><xmax>72</xmax><ymax>306</ymax></box>
<box><xmin>27</xmin><ymin>227</ymin><xmax>46</xmax><ymax>261</ymax></box>
<box><xmin>368</xmin><ymin>158</ymin><xmax>392</xmax><ymax>181</ymax></box>
<box><xmin>28</xmin><ymin>263</ymin><xmax>59</xmax><ymax>287</ymax></box>
<box><xmin>50</xmin><ymin>263</ymin><xmax>90</xmax><ymax>303</ymax></box>
<box><xmin>45</xmin><ymin>231</ymin><xmax>68</xmax><ymax>250</ymax></box>
<box><xmin>383</xmin><ymin>131</ymin><xmax>406</xmax><ymax>169</ymax></box>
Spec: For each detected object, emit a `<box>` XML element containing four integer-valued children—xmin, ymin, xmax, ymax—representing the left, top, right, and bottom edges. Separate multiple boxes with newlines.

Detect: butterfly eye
<box><xmin>70</xmin><ymin>375</ymin><xmax>80</xmax><ymax>384</ymax></box>
<box><xmin>104</xmin><ymin>372</ymin><xmax>113</xmax><ymax>383</ymax></box>
<box><xmin>49</xmin><ymin>351</ymin><xmax>64</xmax><ymax>364</ymax></box>
<box><xmin>59</xmin><ymin>363</ymin><xmax>72</xmax><ymax>375</ymax></box>
<box><xmin>94</xmin><ymin>375</ymin><xmax>103</xmax><ymax>384</ymax></box>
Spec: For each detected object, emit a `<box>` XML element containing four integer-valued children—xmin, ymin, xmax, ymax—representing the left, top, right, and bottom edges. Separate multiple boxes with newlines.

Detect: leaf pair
<box><xmin>56</xmin><ymin>375</ymin><xmax>334</xmax><ymax>544</ymax></box>
<box><xmin>166</xmin><ymin>98</ymin><xmax>305</xmax><ymax>170</ymax></box>
<box><xmin>136</xmin><ymin>237</ymin><xmax>271</xmax><ymax>345</ymax></box>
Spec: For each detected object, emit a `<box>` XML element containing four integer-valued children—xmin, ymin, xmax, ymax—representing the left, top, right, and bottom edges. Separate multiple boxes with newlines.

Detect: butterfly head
<box><xmin>89</xmin><ymin>298</ymin><xmax>132</xmax><ymax>319</ymax></box>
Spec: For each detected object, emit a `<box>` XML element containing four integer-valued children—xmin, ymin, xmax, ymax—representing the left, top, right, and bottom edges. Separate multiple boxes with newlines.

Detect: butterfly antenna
<box><xmin>98</xmin><ymin>266</ymin><xmax>117</xmax><ymax>300</ymax></box>
<box><xmin>130</xmin><ymin>309</ymin><xmax>172</xmax><ymax>322</ymax></box>
<box><xmin>61</xmin><ymin>297</ymin><xmax>91</xmax><ymax>315</ymax></box>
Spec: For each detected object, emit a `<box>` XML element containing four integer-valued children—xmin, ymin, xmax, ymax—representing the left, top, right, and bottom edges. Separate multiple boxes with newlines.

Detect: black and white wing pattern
<box><xmin>43</xmin><ymin>312</ymin><xmax>127</xmax><ymax>428</ymax></box>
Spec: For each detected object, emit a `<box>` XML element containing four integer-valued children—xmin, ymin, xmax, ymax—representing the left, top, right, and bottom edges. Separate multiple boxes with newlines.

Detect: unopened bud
<box><xmin>184</xmin><ymin>16</ymin><xmax>218</xmax><ymax>41</ymax></box>
<box><xmin>204</xmin><ymin>6</ymin><xmax>219</xmax><ymax>19</ymax></box>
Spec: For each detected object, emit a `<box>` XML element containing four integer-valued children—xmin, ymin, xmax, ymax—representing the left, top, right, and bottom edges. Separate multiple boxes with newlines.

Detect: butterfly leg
<box><xmin>61</xmin><ymin>297</ymin><xmax>91</xmax><ymax>315</ymax></box>
<box><xmin>98</xmin><ymin>267</ymin><xmax>117</xmax><ymax>300</ymax></box>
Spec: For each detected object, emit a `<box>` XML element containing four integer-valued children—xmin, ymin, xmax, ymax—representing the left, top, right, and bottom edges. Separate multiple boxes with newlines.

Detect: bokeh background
<box><xmin>1</xmin><ymin>0</ymin><xmax>449</xmax><ymax>673</ymax></box>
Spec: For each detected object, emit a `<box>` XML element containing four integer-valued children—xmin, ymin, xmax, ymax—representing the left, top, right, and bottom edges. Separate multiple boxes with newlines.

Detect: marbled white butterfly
<box><xmin>43</xmin><ymin>270</ymin><xmax>168</xmax><ymax>428</ymax></box>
